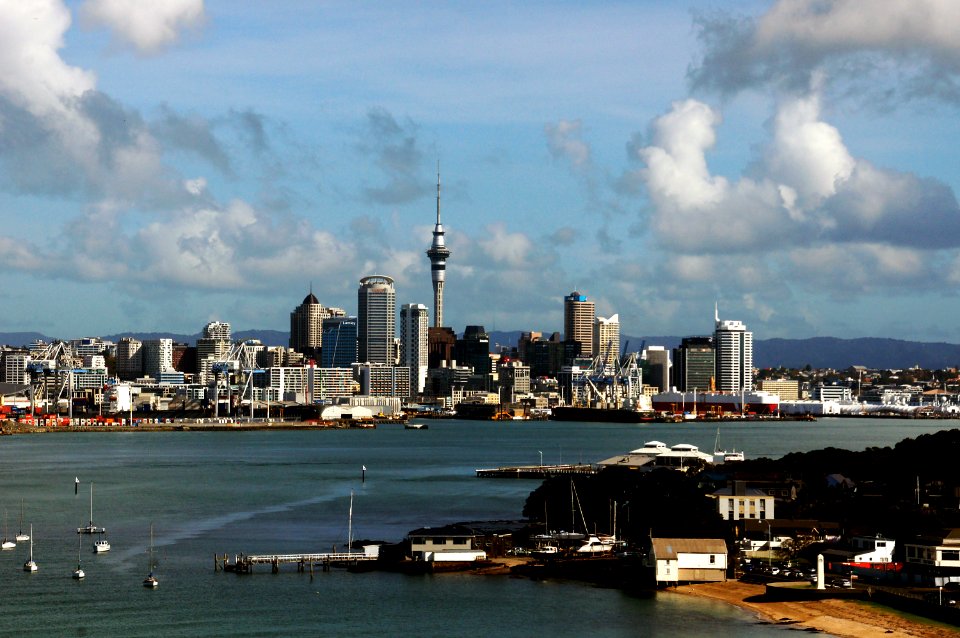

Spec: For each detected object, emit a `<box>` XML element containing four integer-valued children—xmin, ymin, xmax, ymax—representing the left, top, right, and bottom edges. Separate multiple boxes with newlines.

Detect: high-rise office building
<box><xmin>455</xmin><ymin>325</ymin><xmax>492</xmax><ymax>377</ymax></box>
<box><xmin>673</xmin><ymin>336</ymin><xmax>715</xmax><ymax>392</ymax></box>
<box><xmin>594</xmin><ymin>314</ymin><xmax>620</xmax><ymax>370</ymax></box>
<box><xmin>358</xmin><ymin>276</ymin><xmax>396</xmax><ymax>364</ymax></box>
<box><xmin>642</xmin><ymin>346</ymin><xmax>671</xmax><ymax>392</ymax></box>
<box><xmin>116</xmin><ymin>337</ymin><xmax>143</xmax><ymax>380</ymax></box>
<box><xmin>197</xmin><ymin>321</ymin><xmax>233</xmax><ymax>384</ymax></box>
<box><xmin>563</xmin><ymin>291</ymin><xmax>595</xmax><ymax>357</ymax></box>
<box><xmin>714</xmin><ymin>305</ymin><xmax>753</xmax><ymax>392</ymax></box>
<box><xmin>400</xmin><ymin>303</ymin><xmax>429</xmax><ymax>395</ymax></box>
<box><xmin>425</xmin><ymin>169</ymin><xmax>451</xmax><ymax>328</ymax></box>
<box><xmin>321</xmin><ymin>316</ymin><xmax>358</xmax><ymax>368</ymax></box>
<box><xmin>290</xmin><ymin>290</ymin><xmax>346</xmax><ymax>358</ymax></box>
<box><xmin>142</xmin><ymin>339</ymin><xmax>174</xmax><ymax>378</ymax></box>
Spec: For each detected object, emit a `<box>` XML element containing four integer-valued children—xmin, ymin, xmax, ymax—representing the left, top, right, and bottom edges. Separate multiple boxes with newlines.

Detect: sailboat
<box><xmin>23</xmin><ymin>524</ymin><xmax>37</xmax><ymax>572</ymax></box>
<box><xmin>1</xmin><ymin>510</ymin><xmax>15</xmax><ymax>549</ymax></box>
<box><xmin>16</xmin><ymin>499</ymin><xmax>29</xmax><ymax>541</ymax></box>
<box><xmin>77</xmin><ymin>482</ymin><xmax>106</xmax><ymax>535</ymax></box>
<box><xmin>143</xmin><ymin>524</ymin><xmax>158</xmax><ymax>588</ymax></box>
<box><xmin>713</xmin><ymin>427</ymin><xmax>745</xmax><ymax>463</ymax></box>
<box><xmin>73</xmin><ymin>534</ymin><xmax>85</xmax><ymax>579</ymax></box>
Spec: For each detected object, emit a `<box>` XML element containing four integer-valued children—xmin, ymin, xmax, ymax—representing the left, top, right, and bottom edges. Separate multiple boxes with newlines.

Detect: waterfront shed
<box><xmin>649</xmin><ymin>538</ymin><xmax>727</xmax><ymax>585</ymax></box>
<box><xmin>407</xmin><ymin>525</ymin><xmax>487</xmax><ymax>562</ymax></box>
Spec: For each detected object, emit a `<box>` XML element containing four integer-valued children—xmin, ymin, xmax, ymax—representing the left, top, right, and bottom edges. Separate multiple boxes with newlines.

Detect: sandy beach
<box><xmin>672</xmin><ymin>581</ymin><xmax>957</xmax><ymax>638</ymax></box>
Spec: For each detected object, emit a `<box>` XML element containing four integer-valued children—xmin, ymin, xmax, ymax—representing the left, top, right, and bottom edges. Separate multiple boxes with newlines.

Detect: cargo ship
<box><xmin>651</xmin><ymin>390</ymin><xmax>779</xmax><ymax>416</ymax></box>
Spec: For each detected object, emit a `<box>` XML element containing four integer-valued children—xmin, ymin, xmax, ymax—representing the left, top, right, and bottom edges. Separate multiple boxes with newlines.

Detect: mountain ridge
<box><xmin>4</xmin><ymin>330</ymin><xmax>960</xmax><ymax>370</ymax></box>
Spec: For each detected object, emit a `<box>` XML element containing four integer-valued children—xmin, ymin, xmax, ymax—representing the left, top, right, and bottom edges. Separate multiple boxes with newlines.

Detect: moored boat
<box><xmin>23</xmin><ymin>524</ymin><xmax>37</xmax><ymax>572</ymax></box>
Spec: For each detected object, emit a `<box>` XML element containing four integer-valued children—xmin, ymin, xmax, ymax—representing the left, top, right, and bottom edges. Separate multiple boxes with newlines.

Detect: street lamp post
<box><xmin>767</xmin><ymin>523</ymin><xmax>773</xmax><ymax>571</ymax></box>
<box><xmin>538</xmin><ymin>450</ymin><xmax>543</xmax><ymax>467</ymax></box>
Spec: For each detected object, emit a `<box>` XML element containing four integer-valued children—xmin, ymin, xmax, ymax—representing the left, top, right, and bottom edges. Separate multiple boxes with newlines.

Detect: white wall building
<box><xmin>353</xmin><ymin>363</ymin><xmax>410</xmax><ymax>398</ymax></box>
<box><xmin>594</xmin><ymin>314</ymin><xmax>620</xmax><ymax>371</ymax></box>
<box><xmin>407</xmin><ymin>525</ymin><xmax>487</xmax><ymax>562</ymax></box>
<box><xmin>713</xmin><ymin>482</ymin><xmax>775</xmax><ymax>521</ymax></box>
<box><xmin>714</xmin><ymin>306</ymin><xmax>753</xmax><ymax>392</ymax></box>
<box><xmin>310</xmin><ymin>367</ymin><xmax>356</xmax><ymax>401</ymax></box>
<box><xmin>142</xmin><ymin>339</ymin><xmax>174</xmax><ymax>378</ymax></box>
<box><xmin>400</xmin><ymin>303</ymin><xmax>429</xmax><ymax>395</ymax></box>
<box><xmin>650</xmin><ymin>538</ymin><xmax>728</xmax><ymax>584</ymax></box>
<box><xmin>3</xmin><ymin>352</ymin><xmax>30</xmax><ymax>385</ymax></box>
<box><xmin>116</xmin><ymin>337</ymin><xmax>143</xmax><ymax>381</ymax></box>
<box><xmin>850</xmin><ymin>535</ymin><xmax>895</xmax><ymax>563</ymax></box>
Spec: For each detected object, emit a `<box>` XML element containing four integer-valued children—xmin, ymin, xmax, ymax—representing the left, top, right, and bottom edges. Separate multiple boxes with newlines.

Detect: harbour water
<box><xmin>0</xmin><ymin>417</ymin><xmax>953</xmax><ymax>637</ymax></box>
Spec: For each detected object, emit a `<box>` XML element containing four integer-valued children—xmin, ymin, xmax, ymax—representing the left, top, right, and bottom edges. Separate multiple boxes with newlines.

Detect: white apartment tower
<box><xmin>400</xmin><ymin>303</ymin><xmax>429</xmax><ymax>395</ymax></box>
<box><xmin>594</xmin><ymin>314</ymin><xmax>620</xmax><ymax>370</ymax></box>
<box><xmin>358</xmin><ymin>276</ymin><xmax>396</xmax><ymax>365</ymax></box>
<box><xmin>116</xmin><ymin>337</ymin><xmax>143</xmax><ymax>380</ymax></box>
<box><xmin>142</xmin><ymin>339</ymin><xmax>174</xmax><ymax>378</ymax></box>
<box><xmin>713</xmin><ymin>305</ymin><xmax>753</xmax><ymax>393</ymax></box>
<box><xmin>3</xmin><ymin>352</ymin><xmax>30</xmax><ymax>384</ymax></box>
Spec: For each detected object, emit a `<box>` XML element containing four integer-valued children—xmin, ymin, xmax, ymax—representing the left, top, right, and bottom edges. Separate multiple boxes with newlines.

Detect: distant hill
<box><xmin>755</xmin><ymin>337</ymin><xmax>960</xmax><ymax>370</ymax></box>
<box><xmin>5</xmin><ymin>329</ymin><xmax>960</xmax><ymax>370</ymax></box>
<box><xmin>0</xmin><ymin>329</ymin><xmax>289</xmax><ymax>348</ymax></box>
<box><xmin>490</xmin><ymin>331</ymin><xmax>960</xmax><ymax>370</ymax></box>
<box><xmin>0</xmin><ymin>332</ymin><xmax>49</xmax><ymax>348</ymax></box>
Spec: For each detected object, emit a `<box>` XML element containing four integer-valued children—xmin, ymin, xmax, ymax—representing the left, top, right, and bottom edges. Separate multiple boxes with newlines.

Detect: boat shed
<box><xmin>319</xmin><ymin>405</ymin><xmax>375</xmax><ymax>421</ymax></box>
<box><xmin>649</xmin><ymin>538</ymin><xmax>728</xmax><ymax>585</ymax></box>
<box><xmin>407</xmin><ymin>524</ymin><xmax>487</xmax><ymax>562</ymax></box>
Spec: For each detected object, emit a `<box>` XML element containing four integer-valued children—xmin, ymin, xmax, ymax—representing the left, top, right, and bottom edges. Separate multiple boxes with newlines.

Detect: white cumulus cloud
<box><xmin>81</xmin><ymin>0</ymin><xmax>205</xmax><ymax>54</ymax></box>
<box><xmin>633</xmin><ymin>91</ymin><xmax>960</xmax><ymax>254</ymax></box>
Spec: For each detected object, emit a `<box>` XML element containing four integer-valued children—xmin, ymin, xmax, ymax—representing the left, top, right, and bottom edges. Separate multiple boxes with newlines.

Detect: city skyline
<box><xmin>2</xmin><ymin>2</ymin><xmax>960</xmax><ymax>343</ymax></box>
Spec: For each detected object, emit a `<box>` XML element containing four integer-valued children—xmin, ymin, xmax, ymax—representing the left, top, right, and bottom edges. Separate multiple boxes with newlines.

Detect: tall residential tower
<box><xmin>425</xmin><ymin>169</ymin><xmax>451</xmax><ymax>328</ymax></box>
<box><xmin>400</xmin><ymin>303</ymin><xmax>429</xmax><ymax>395</ymax></box>
<box><xmin>563</xmin><ymin>291</ymin><xmax>595</xmax><ymax>357</ymax></box>
<box><xmin>713</xmin><ymin>304</ymin><xmax>753</xmax><ymax>393</ymax></box>
<box><xmin>358</xmin><ymin>275</ymin><xmax>396</xmax><ymax>364</ymax></box>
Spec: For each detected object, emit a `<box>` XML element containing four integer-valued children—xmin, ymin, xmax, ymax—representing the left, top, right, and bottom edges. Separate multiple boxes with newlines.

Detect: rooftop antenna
<box><xmin>714</xmin><ymin>301</ymin><xmax>720</xmax><ymax>324</ymax></box>
<box><xmin>436</xmin><ymin>160</ymin><xmax>441</xmax><ymax>225</ymax></box>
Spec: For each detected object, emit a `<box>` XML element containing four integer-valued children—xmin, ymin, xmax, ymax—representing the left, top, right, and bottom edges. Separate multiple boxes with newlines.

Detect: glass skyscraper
<box><xmin>321</xmin><ymin>317</ymin><xmax>358</xmax><ymax>368</ymax></box>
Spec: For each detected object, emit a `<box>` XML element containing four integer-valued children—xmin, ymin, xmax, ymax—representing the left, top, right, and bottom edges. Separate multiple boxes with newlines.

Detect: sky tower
<box><xmin>426</xmin><ymin>167</ymin><xmax>451</xmax><ymax>328</ymax></box>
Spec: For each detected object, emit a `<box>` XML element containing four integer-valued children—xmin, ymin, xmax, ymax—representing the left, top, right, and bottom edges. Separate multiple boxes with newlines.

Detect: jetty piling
<box><xmin>219</xmin><ymin>551</ymin><xmax>375</xmax><ymax>575</ymax></box>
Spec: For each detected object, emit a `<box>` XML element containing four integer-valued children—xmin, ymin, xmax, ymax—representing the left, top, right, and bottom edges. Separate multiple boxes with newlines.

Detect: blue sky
<box><xmin>2</xmin><ymin>0</ymin><xmax>960</xmax><ymax>343</ymax></box>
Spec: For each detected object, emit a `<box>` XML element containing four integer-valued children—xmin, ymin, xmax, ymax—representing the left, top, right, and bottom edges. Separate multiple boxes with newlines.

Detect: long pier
<box><xmin>216</xmin><ymin>551</ymin><xmax>376</xmax><ymax>574</ymax></box>
<box><xmin>475</xmin><ymin>463</ymin><xmax>596</xmax><ymax>478</ymax></box>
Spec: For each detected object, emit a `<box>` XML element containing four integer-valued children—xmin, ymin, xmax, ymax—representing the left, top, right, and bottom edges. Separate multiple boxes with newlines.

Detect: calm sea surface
<box><xmin>0</xmin><ymin>417</ymin><xmax>953</xmax><ymax>637</ymax></box>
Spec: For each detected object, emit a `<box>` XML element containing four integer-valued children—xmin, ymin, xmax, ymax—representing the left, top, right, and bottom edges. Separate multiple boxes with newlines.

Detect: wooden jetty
<box><xmin>216</xmin><ymin>551</ymin><xmax>376</xmax><ymax>575</ymax></box>
<box><xmin>475</xmin><ymin>463</ymin><xmax>596</xmax><ymax>478</ymax></box>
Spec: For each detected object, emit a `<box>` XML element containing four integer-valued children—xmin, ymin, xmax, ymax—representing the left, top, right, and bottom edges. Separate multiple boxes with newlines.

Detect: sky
<box><xmin>2</xmin><ymin>0</ymin><xmax>960</xmax><ymax>343</ymax></box>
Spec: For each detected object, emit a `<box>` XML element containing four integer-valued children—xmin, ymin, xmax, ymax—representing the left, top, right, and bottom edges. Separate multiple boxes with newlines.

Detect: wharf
<box><xmin>216</xmin><ymin>551</ymin><xmax>376</xmax><ymax>574</ymax></box>
<box><xmin>475</xmin><ymin>463</ymin><xmax>596</xmax><ymax>478</ymax></box>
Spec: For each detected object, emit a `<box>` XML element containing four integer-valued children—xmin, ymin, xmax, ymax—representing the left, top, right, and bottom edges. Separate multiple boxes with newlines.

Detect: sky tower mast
<box><xmin>426</xmin><ymin>165</ymin><xmax>451</xmax><ymax>328</ymax></box>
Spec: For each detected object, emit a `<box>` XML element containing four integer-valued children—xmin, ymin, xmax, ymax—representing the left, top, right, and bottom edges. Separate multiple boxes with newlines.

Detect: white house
<box><xmin>904</xmin><ymin>528</ymin><xmax>960</xmax><ymax>586</ymax></box>
<box><xmin>407</xmin><ymin>525</ymin><xmax>487</xmax><ymax>562</ymax></box>
<box><xmin>713</xmin><ymin>481</ymin><xmax>775</xmax><ymax>521</ymax></box>
<box><xmin>649</xmin><ymin>538</ymin><xmax>727</xmax><ymax>585</ymax></box>
<box><xmin>850</xmin><ymin>535</ymin><xmax>895</xmax><ymax>564</ymax></box>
